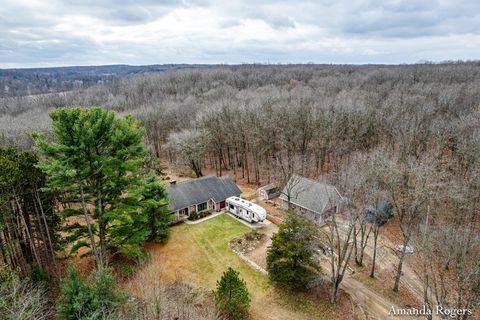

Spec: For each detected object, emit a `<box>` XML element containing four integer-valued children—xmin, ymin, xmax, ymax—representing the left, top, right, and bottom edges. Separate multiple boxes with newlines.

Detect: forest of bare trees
<box><xmin>1</xmin><ymin>62</ymin><xmax>479</xmax><ymax>318</ymax></box>
<box><xmin>2</xmin><ymin>63</ymin><xmax>479</xmax><ymax>178</ymax></box>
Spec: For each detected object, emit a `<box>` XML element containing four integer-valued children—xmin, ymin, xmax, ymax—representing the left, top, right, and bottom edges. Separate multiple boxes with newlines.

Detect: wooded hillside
<box><xmin>2</xmin><ymin>63</ymin><xmax>479</xmax><ymax>179</ymax></box>
<box><xmin>0</xmin><ymin>63</ymin><xmax>479</xmax><ymax>318</ymax></box>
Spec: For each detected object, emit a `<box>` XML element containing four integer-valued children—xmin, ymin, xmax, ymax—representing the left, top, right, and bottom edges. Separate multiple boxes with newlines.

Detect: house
<box><xmin>257</xmin><ymin>183</ymin><xmax>281</xmax><ymax>200</ymax></box>
<box><xmin>166</xmin><ymin>175</ymin><xmax>241</xmax><ymax>220</ymax></box>
<box><xmin>280</xmin><ymin>174</ymin><xmax>343</xmax><ymax>225</ymax></box>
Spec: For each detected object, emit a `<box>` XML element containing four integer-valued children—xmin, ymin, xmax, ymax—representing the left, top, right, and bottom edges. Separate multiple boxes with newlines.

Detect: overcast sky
<box><xmin>1</xmin><ymin>0</ymin><xmax>479</xmax><ymax>68</ymax></box>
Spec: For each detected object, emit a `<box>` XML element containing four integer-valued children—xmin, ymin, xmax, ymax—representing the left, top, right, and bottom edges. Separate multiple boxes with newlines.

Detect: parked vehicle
<box><xmin>226</xmin><ymin>196</ymin><xmax>267</xmax><ymax>223</ymax></box>
<box><xmin>395</xmin><ymin>244</ymin><xmax>414</xmax><ymax>254</ymax></box>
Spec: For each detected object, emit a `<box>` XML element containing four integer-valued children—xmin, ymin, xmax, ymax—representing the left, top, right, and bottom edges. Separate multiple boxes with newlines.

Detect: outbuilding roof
<box><xmin>166</xmin><ymin>175</ymin><xmax>241</xmax><ymax>211</ymax></box>
<box><xmin>258</xmin><ymin>183</ymin><xmax>280</xmax><ymax>195</ymax></box>
<box><xmin>279</xmin><ymin>174</ymin><xmax>343</xmax><ymax>214</ymax></box>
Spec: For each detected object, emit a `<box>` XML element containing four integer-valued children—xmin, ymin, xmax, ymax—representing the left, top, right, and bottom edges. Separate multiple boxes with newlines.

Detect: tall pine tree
<box><xmin>34</xmin><ymin>107</ymin><xmax>169</xmax><ymax>264</ymax></box>
<box><xmin>214</xmin><ymin>267</ymin><xmax>250</xmax><ymax>320</ymax></box>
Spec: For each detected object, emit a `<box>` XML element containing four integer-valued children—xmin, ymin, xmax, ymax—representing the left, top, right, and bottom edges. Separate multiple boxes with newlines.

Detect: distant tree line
<box><xmin>2</xmin><ymin>63</ymin><xmax>479</xmax><ymax>183</ymax></box>
<box><xmin>0</xmin><ymin>64</ymin><xmax>212</xmax><ymax>98</ymax></box>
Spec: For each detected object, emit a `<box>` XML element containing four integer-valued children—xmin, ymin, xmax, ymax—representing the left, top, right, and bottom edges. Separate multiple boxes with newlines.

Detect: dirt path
<box><xmin>245</xmin><ymin>223</ymin><xmax>411</xmax><ymax>320</ymax></box>
<box><xmin>340</xmin><ymin>275</ymin><xmax>408</xmax><ymax>320</ymax></box>
<box><xmin>322</xmin><ymin>260</ymin><xmax>410</xmax><ymax>320</ymax></box>
<box><xmin>374</xmin><ymin>237</ymin><xmax>425</xmax><ymax>303</ymax></box>
<box><xmin>330</xmin><ymin>218</ymin><xmax>427</xmax><ymax>305</ymax></box>
<box><xmin>244</xmin><ymin>222</ymin><xmax>278</xmax><ymax>268</ymax></box>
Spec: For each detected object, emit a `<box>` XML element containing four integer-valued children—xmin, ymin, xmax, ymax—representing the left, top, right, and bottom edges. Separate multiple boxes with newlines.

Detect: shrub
<box><xmin>266</xmin><ymin>213</ymin><xmax>322</xmax><ymax>289</ymax></box>
<box><xmin>168</xmin><ymin>219</ymin><xmax>184</xmax><ymax>227</ymax></box>
<box><xmin>0</xmin><ymin>266</ymin><xmax>53</xmax><ymax>320</ymax></box>
<box><xmin>214</xmin><ymin>267</ymin><xmax>250</xmax><ymax>320</ymax></box>
<box><xmin>56</xmin><ymin>265</ymin><xmax>126</xmax><ymax>320</ymax></box>
<box><xmin>118</xmin><ymin>274</ymin><xmax>216</xmax><ymax>320</ymax></box>
<box><xmin>117</xmin><ymin>244</ymin><xmax>149</xmax><ymax>263</ymax></box>
<box><xmin>189</xmin><ymin>211</ymin><xmax>198</xmax><ymax>220</ymax></box>
<box><xmin>245</xmin><ymin>230</ymin><xmax>261</xmax><ymax>241</ymax></box>
<box><xmin>29</xmin><ymin>263</ymin><xmax>51</xmax><ymax>285</ymax></box>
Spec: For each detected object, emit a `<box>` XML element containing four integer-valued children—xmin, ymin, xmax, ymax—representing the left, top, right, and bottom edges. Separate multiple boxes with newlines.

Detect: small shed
<box><xmin>257</xmin><ymin>184</ymin><xmax>280</xmax><ymax>200</ymax></box>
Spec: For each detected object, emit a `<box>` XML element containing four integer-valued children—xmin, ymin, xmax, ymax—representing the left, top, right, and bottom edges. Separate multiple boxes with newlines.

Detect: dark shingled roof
<box><xmin>279</xmin><ymin>174</ymin><xmax>343</xmax><ymax>214</ymax></box>
<box><xmin>166</xmin><ymin>175</ymin><xmax>241</xmax><ymax>211</ymax></box>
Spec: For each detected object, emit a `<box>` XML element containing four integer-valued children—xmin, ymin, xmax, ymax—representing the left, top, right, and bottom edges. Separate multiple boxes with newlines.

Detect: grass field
<box><xmin>131</xmin><ymin>213</ymin><xmax>353</xmax><ymax>320</ymax></box>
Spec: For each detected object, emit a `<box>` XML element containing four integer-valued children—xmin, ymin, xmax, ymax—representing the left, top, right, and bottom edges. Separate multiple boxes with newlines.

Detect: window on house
<box><xmin>198</xmin><ymin>202</ymin><xmax>207</xmax><ymax>212</ymax></box>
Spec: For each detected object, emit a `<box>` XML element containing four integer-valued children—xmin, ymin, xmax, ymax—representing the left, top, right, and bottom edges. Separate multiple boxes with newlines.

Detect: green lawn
<box><xmin>181</xmin><ymin>214</ymin><xmax>268</xmax><ymax>291</ymax></box>
<box><xmin>140</xmin><ymin>213</ymin><xmax>349</xmax><ymax>320</ymax></box>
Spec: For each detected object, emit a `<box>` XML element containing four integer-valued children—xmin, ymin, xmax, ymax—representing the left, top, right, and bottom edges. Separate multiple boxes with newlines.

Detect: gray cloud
<box><xmin>336</xmin><ymin>1</ymin><xmax>480</xmax><ymax>38</ymax></box>
<box><xmin>0</xmin><ymin>0</ymin><xmax>479</xmax><ymax>67</ymax></box>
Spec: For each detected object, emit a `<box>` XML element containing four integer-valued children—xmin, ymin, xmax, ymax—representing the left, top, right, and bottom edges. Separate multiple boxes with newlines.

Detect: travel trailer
<box><xmin>226</xmin><ymin>196</ymin><xmax>267</xmax><ymax>223</ymax></box>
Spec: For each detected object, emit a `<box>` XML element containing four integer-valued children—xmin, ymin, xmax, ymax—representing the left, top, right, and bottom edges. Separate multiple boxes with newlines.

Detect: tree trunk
<box><xmin>0</xmin><ymin>229</ymin><xmax>13</xmax><ymax>267</ymax></box>
<box><xmin>393</xmin><ymin>239</ymin><xmax>409</xmax><ymax>292</ymax></box>
<box><xmin>32</xmin><ymin>198</ymin><xmax>50</xmax><ymax>267</ymax></box>
<box><xmin>218</xmin><ymin>150</ymin><xmax>223</xmax><ymax>176</ymax></box>
<box><xmin>370</xmin><ymin>226</ymin><xmax>379</xmax><ymax>278</ymax></box>
<box><xmin>220</xmin><ymin>147</ymin><xmax>228</xmax><ymax>170</ymax></box>
<box><xmin>80</xmin><ymin>185</ymin><xmax>100</xmax><ymax>266</ymax></box>
<box><xmin>150</xmin><ymin>210</ymin><xmax>157</xmax><ymax>239</ymax></box>
<box><xmin>13</xmin><ymin>190</ymin><xmax>41</xmax><ymax>267</ymax></box>
<box><xmin>97</xmin><ymin>181</ymin><xmax>106</xmax><ymax>265</ymax></box>
<box><xmin>355</xmin><ymin>223</ymin><xmax>371</xmax><ymax>267</ymax></box>
<box><xmin>191</xmin><ymin>159</ymin><xmax>203</xmax><ymax>177</ymax></box>
<box><xmin>246</xmin><ymin>157</ymin><xmax>250</xmax><ymax>184</ymax></box>
<box><xmin>4</xmin><ymin>218</ymin><xmax>25</xmax><ymax>272</ymax></box>
<box><xmin>330</xmin><ymin>280</ymin><xmax>340</xmax><ymax>304</ymax></box>
<box><xmin>353</xmin><ymin>224</ymin><xmax>358</xmax><ymax>265</ymax></box>
<box><xmin>35</xmin><ymin>186</ymin><xmax>57</xmax><ymax>267</ymax></box>
<box><xmin>253</xmin><ymin>149</ymin><xmax>260</xmax><ymax>184</ymax></box>
<box><xmin>231</xmin><ymin>145</ymin><xmax>237</xmax><ymax>181</ymax></box>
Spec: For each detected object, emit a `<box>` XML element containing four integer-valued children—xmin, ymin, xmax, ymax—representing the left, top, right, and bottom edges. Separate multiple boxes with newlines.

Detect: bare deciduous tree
<box><xmin>165</xmin><ymin>129</ymin><xmax>208</xmax><ymax>178</ymax></box>
<box><xmin>371</xmin><ymin>153</ymin><xmax>437</xmax><ymax>293</ymax></box>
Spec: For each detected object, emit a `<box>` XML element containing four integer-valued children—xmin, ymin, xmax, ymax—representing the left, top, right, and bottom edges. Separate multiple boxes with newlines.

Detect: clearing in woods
<box><xmin>127</xmin><ymin>213</ymin><xmax>354</xmax><ymax>320</ymax></box>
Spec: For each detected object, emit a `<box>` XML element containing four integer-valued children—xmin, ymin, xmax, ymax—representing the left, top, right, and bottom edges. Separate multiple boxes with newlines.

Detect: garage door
<box><xmin>219</xmin><ymin>200</ymin><xmax>226</xmax><ymax>209</ymax></box>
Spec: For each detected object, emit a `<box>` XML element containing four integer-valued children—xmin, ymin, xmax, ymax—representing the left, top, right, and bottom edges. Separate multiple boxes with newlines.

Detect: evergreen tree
<box><xmin>266</xmin><ymin>213</ymin><xmax>321</xmax><ymax>289</ymax></box>
<box><xmin>214</xmin><ymin>267</ymin><xmax>250</xmax><ymax>320</ymax></box>
<box><xmin>33</xmin><ymin>107</ymin><xmax>169</xmax><ymax>264</ymax></box>
<box><xmin>139</xmin><ymin>175</ymin><xmax>171</xmax><ymax>242</ymax></box>
<box><xmin>0</xmin><ymin>147</ymin><xmax>60</xmax><ymax>276</ymax></box>
<box><xmin>107</xmin><ymin>175</ymin><xmax>171</xmax><ymax>260</ymax></box>
<box><xmin>56</xmin><ymin>265</ymin><xmax>125</xmax><ymax>320</ymax></box>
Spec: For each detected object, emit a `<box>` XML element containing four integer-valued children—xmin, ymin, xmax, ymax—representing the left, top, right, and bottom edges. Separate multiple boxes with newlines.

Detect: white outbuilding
<box><xmin>256</xmin><ymin>183</ymin><xmax>280</xmax><ymax>200</ymax></box>
<box><xmin>226</xmin><ymin>196</ymin><xmax>267</xmax><ymax>223</ymax></box>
